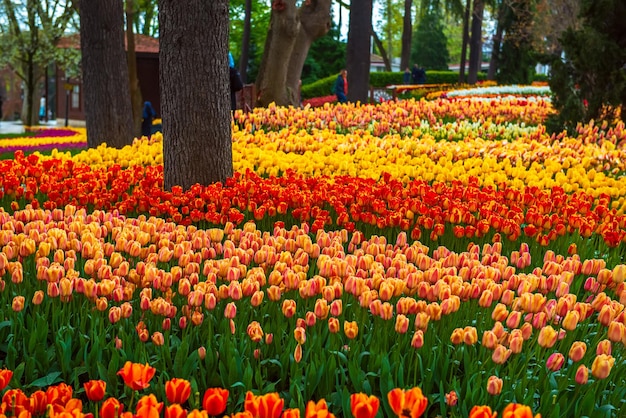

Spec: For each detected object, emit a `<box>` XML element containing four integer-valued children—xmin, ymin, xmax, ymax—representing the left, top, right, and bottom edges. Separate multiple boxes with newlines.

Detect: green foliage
<box><xmin>301</xmin><ymin>71</ymin><xmax>492</xmax><ymax>99</ymax></box>
<box><xmin>495</xmin><ymin>0</ymin><xmax>538</xmax><ymax>85</ymax></box>
<box><xmin>229</xmin><ymin>0</ymin><xmax>271</xmax><ymax>83</ymax></box>
<box><xmin>411</xmin><ymin>7</ymin><xmax>450</xmax><ymax>70</ymax></box>
<box><xmin>546</xmin><ymin>0</ymin><xmax>626</xmax><ymax>133</ymax></box>
<box><xmin>301</xmin><ymin>26</ymin><xmax>346</xmax><ymax>86</ymax></box>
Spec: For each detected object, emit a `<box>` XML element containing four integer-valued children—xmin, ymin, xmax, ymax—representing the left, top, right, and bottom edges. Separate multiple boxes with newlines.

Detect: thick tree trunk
<box><xmin>160</xmin><ymin>0</ymin><xmax>232</xmax><ymax>190</ymax></box>
<box><xmin>400</xmin><ymin>0</ymin><xmax>413</xmax><ymax>71</ymax></box>
<box><xmin>346</xmin><ymin>0</ymin><xmax>373</xmax><ymax>103</ymax></box>
<box><xmin>487</xmin><ymin>2</ymin><xmax>505</xmax><ymax>80</ymax></box>
<box><xmin>126</xmin><ymin>0</ymin><xmax>143</xmax><ymax>137</ymax></box>
<box><xmin>256</xmin><ymin>0</ymin><xmax>300</xmax><ymax>107</ymax></box>
<box><xmin>80</xmin><ymin>0</ymin><xmax>134</xmax><ymax>148</ymax></box>
<box><xmin>459</xmin><ymin>0</ymin><xmax>471</xmax><ymax>83</ymax></box>
<box><xmin>467</xmin><ymin>0</ymin><xmax>484</xmax><ymax>84</ymax></box>
<box><xmin>239</xmin><ymin>0</ymin><xmax>252</xmax><ymax>83</ymax></box>
<box><xmin>285</xmin><ymin>0</ymin><xmax>332</xmax><ymax>105</ymax></box>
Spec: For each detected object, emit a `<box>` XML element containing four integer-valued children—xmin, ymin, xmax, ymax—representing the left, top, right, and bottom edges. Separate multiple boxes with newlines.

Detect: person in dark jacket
<box><xmin>411</xmin><ymin>64</ymin><xmax>427</xmax><ymax>84</ymax></box>
<box><xmin>334</xmin><ymin>69</ymin><xmax>348</xmax><ymax>103</ymax></box>
<box><xmin>141</xmin><ymin>101</ymin><xmax>156</xmax><ymax>137</ymax></box>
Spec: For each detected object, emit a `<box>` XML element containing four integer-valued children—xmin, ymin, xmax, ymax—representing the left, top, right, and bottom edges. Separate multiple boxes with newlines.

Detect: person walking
<box><xmin>141</xmin><ymin>101</ymin><xmax>156</xmax><ymax>137</ymax></box>
<box><xmin>412</xmin><ymin>64</ymin><xmax>426</xmax><ymax>84</ymax></box>
<box><xmin>334</xmin><ymin>69</ymin><xmax>348</xmax><ymax>103</ymax></box>
<box><xmin>403</xmin><ymin>67</ymin><xmax>411</xmax><ymax>84</ymax></box>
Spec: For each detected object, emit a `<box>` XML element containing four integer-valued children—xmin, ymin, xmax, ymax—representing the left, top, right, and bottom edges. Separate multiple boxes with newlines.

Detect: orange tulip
<box><xmin>0</xmin><ymin>369</ymin><xmax>13</xmax><ymax>391</ymax></box>
<box><xmin>165</xmin><ymin>404</ymin><xmax>188</xmax><ymax>418</ymax></box>
<box><xmin>387</xmin><ymin>387</ymin><xmax>427</xmax><ymax>418</ymax></box>
<box><xmin>568</xmin><ymin>341</ymin><xmax>587</xmax><ymax>362</ymax></box>
<box><xmin>117</xmin><ymin>361</ymin><xmax>156</xmax><ymax>391</ymax></box>
<box><xmin>165</xmin><ymin>378</ymin><xmax>191</xmax><ymax>405</ymax></box>
<box><xmin>350</xmin><ymin>393</ymin><xmax>379</xmax><ymax>418</ymax></box>
<box><xmin>328</xmin><ymin>317</ymin><xmax>340</xmax><ymax>334</ymax></box>
<box><xmin>343</xmin><ymin>321</ymin><xmax>359</xmax><ymax>339</ymax></box>
<box><xmin>469</xmin><ymin>405</ymin><xmax>497</xmax><ymax>418</ymax></box>
<box><xmin>100</xmin><ymin>397</ymin><xmax>124</xmax><ymax>418</ymax></box>
<box><xmin>136</xmin><ymin>395</ymin><xmax>163</xmax><ymax>418</ymax></box>
<box><xmin>487</xmin><ymin>375</ymin><xmax>503</xmax><ymax>395</ymax></box>
<box><xmin>202</xmin><ymin>388</ymin><xmax>229</xmax><ymax>416</ymax></box>
<box><xmin>283</xmin><ymin>408</ymin><xmax>301</xmax><ymax>418</ymax></box>
<box><xmin>245</xmin><ymin>392</ymin><xmax>283</xmax><ymax>418</ymax></box>
<box><xmin>501</xmin><ymin>403</ymin><xmax>540</xmax><ymax>418</ymax></box>
<box><xmin>305</xmin><ymin>399</ymin><xmax>335</xmax><ymax>418</ymax></box>
<box><xmin>537</xmin><ymin>326</ymin><xmax>557</xmax><ymax>348</ymax></box>
<box><xmin>591</xmin><ymin>354</ymin><xmax>615</xmax><ymax>379</ymax></box>
<box><xmin>187</xmin><ymin>409</ymin><xmax>208</xmax><ymax>418</ymax></box>
<box><xmin>83</xmin><ymin>380</ymin><xmax>106</xmax><ymax>402</ymax></box>
<box><xmin>12</xmin><ymin>295</ymin><xmax>25</xmax><ymax>312</ymax></box>
<box><xmin>26</xmin><ymin>390</ymin><xmax>47</xmax><ymax>416</ymax></box>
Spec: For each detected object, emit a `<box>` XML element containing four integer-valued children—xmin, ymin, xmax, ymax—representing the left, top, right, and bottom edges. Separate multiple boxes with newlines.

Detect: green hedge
<box><xmin>301</xmin><ymin>71</ymin><xmax>545</xmax><ymax>99</ymax></box>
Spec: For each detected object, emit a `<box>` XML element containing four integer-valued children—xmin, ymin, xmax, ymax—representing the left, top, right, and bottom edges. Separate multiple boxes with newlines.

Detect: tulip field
<box><xmin>0</xmin><ymin>87</ymin><xmax>625</xmax><ymax>418</ymax></box>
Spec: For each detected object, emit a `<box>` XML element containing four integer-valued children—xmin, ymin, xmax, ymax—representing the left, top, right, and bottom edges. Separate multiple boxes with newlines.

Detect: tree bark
<box><xmin>239</xmin><ymin>0</ymin><xmax>252</xmax><ymax>83</ymax></box>
<box><xmin>400</xmin><ymin>0</ymin><xmax>413</xmax><ymax>71</ymax></box>
<box><xmin>459</xmin><ymin>0</ymin><xmax>471</xmax><ymax>83</ymax></box>
<box><xmin>80</xmin><ymin>0</ymin><xmax>134</xmax><ymax>148</ymax></box>
<box><xmin>256</xmin><ymin>0</ymin><xmax>300</xmax><ymax>107</ymax></box>
<box><xmin>160</xmin><ymin>0</ymin><xmax>232</xmax><ymax>190</ymax></box>
<box><xmin>126</xmin><ymin>0</ymin><xmax>143</xmax><ymax>137</ymax></box>
<box><xmin>346</xmin><ymin>0</ymin><xmax>373</xmax><ymax>103</ymax></box>
<box><xmin>467</xmin><ymin>0</ymin><xmax>484</xmax><ymax>84</ymax></box>
<box><xmin>371</xmin><ymin>27</ymin><xmax>391</xmax><ymax>71</ymax></box>
<box><xmin>487</xmin><ymin>1</ymin><xmax>505</xmax><ymax>80</ymax></box>
<box><xmin>285</xmin><ymin>0</ymin><xmax>332</xmax><ymax>105</ymax></box>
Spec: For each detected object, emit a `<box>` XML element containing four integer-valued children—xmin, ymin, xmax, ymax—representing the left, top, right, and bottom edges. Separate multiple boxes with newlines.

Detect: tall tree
<box><xmin>458</xmin><ymin>0</ymin><xmax>471</xmax><ymax>82</ymax></box>
<box><xmin>487</xmin><ymin>0</ymin><xmax>505</xmax><ymax>80</ymax></box>
<box><xmin>412</xmin><ymin>6</ymin><xmax>450</xmax><ymax>70</ymax></box>
<box><xmin>126</xmin><ymin>0</ymin><xmax>143</xmax><ymax>136</ymax></box>
<box><xmin>238</xmin><ymin>0</ymin><xmax>252</xmax><ymax>83</ymax></box>
<box><xmin>133</xmin><ymin>0</ymin><xmax>158</xmax><ymax>36</ymax></box>
<box><xmin>256</xmin><ymin>0</ymin><xmax>331</xmax><ymax>107</ymax></box>
<box><xmin>346</xmin><ymin>0</ymin><xmax>373</xmax><ymax>103</ymax></box>
<box><xmin>547</xmin><ymin>0</ymin><xmax>626</xmax><ymax>131</ymax></box>
<box><xmin>467</xmin><ymin>0</ymin><xmax>483</xmax><ymax>84</ymax></box>
<box><xmin>400</xmin><ymin>0</ymin><xmax>413</xmax><ymax>70</ymax></box>
<box><xmin>160</xmin><ymin>0</ymin><xmax>232</xmax><ymax>190</ymax></box>
<box><xmin>285</xmin><ymin>0</ymin><xmax>332</xmax><ymax>104</ymax></box>
<box><xmin>0</xmin><ymin>0</ymin><xmax>76</xmax><ymax>125</ymax></box>
<box><xmin>79</xmin><ymin>0</ymin><xmax>134</xmax><ymax>148</ymax></box>
<box><xmin>497</xmin><ymin>0</ymin><xmax>537</xmax><ymax>85</ymax></box>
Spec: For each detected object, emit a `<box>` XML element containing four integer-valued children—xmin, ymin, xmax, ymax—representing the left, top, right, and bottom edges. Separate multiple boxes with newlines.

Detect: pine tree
<box><xmin>411</xmin><ymin>8</ymin><xmax>450</xmax><ymax>70</ymax></box>
<box><xmin>547</xmin><ymin>0</ymin><xmax>626</xmax><ymax>133</ymax></box>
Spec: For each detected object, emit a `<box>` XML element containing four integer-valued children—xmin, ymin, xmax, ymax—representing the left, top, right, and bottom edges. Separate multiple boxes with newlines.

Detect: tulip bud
<box><xmin>591</xmin><ymin>354</ymin><xmax>615</xmax><ymax>379</ymax></box>
<box><xmin>486</xmin><ymin>376</ymin><xmax>503</xmax><ymax>395</ymax></box>
<box><xmin>411</xmin><ymin>330</ymin><xmax>424</xmax><ymax>349</ymax></box>
<box><xmin>568</xmin><ymin>341</ymin><xmax>587</xmax><ymax>362</ymax></box>
<box><xmin>575</xmin><ymin>365</ymin><xmax>588</xmax><ymax>385</ymax></box>
<box><xmin>546</xmin><ymin>353</ymin><xmax>565</xmax><ymax>371</ymax></box>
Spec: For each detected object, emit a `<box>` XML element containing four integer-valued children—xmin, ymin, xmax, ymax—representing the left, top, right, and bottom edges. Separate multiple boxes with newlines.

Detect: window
<box><xmin>71</xmin><ymin>85</ymin><xmax>80</xmax><ymax>109</ymax></box>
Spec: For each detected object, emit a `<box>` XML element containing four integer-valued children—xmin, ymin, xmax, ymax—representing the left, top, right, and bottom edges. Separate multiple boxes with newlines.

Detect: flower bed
<box><xmin>0</xmin><ymin>127</ymin><xmax>87</xmax><ymax>155</ymax></box>
<box><xmin>0</xmin><ymin>96</ymin><xmax>624</xmax><ymax>418</ymax></box>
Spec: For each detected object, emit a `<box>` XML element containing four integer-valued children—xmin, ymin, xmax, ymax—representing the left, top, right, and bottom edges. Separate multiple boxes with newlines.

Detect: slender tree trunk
<box><xmin>126</xmin><ymin>0</ymin><xmax>143</xmax><ymax>137</ymax></box>
<box><xmin>346</xmin><ymin>0</ymin><xmax>373</xmax><ymax>103</ymax></box>
<box><xmin>160</xmin><ymin>0</ymin><xmax>232</xmax><ymax>190</ymax></box>
<box><xmin>459</xmin><ymin>0</ymin><xmax>471</xmax><ymax>83</ymax></box>
<box><xmin>487</xmin><ymin>1</ymin><xmax>505</xmax><ymax>80</ymax></box>
<box><xmin>372</xmin><ymin>27</ymin><xmax>391</xmax><ymax>71</ymax></box>
<box><xmin>400</xmin><ymin>0</ymin><xmax>413</xmax><ymax>71</ymax></box>
<box><xmin>80</xmin><ymin>0</ymin><xmax>134</xmax><ymax>148</ymax></box>
<box><xmin>256</xmin><ymin>0</ymin><xmax>300</xmax><ymax>107</ymax></box>
<box><xmin>285</xmin><ymin>0</ymin><xmax>332</xmax><ymax>105</ymax></box>
<box><xmin>467</xmin><ymin>0</ymin><xmax>484</xmax><ymax>84</ymax></box>
<box><xmin>239</xmin><ymin>0</ymin><xmax>252</xmax><ymax>83</ymax></box>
